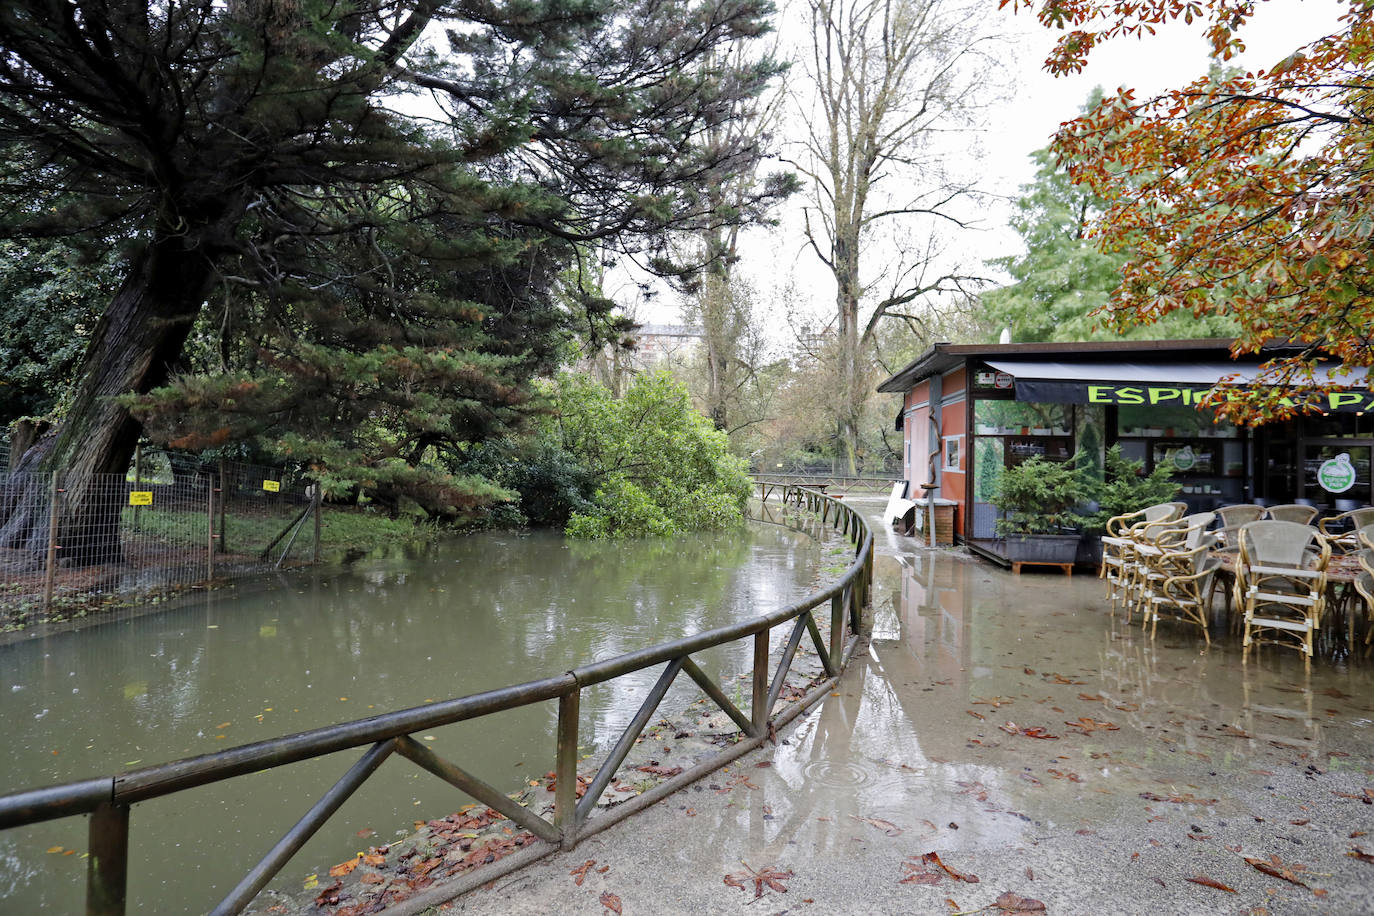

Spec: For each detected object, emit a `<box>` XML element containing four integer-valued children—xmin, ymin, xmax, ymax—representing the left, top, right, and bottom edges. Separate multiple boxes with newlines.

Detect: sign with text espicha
<box><xmin>1014</xmin><ymin>379</ymin><xmax>1374</xmax><ymax>414</ymax></box>
<box><xmin>128</xmin><ymin>491</ymin><xmax>153</xmax><ymax>506</ymax></box>
<box><xmin>262</xmin><ymin>480</ymin><xmax>281</xmax><ymax>493</ymax></box>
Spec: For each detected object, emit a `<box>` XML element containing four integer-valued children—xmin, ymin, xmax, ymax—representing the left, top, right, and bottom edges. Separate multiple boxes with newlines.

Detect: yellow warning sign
<box><xmin>262</xmin><ymin>480</ymin><xmax>281</xmax><ymax>493</ymax></box>
<box><xmin>128</xmin><ymin>491</ymin><xmax>153</xmax><ymax>506</ymax></box>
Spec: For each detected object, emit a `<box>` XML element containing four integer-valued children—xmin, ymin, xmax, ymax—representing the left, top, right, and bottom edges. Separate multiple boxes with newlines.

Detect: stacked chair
<box><xmin>1100</xmin><ymin>502</ymin><xmax>1187</xmax><ymax>617</ymax></box>
<box><xmin>1319</xmin><ymin>507</ymin><xmax>1374</xmax><ymax>553</ymax></box>
<box><xmin>1263</xmin><ymin>503</ymin><xmax>1320</xmax><ymax>525</ymax></box>
<box><xmin>1354</xmin><ymin>525</ymin><xmax>1374</xmax><ymax>647</ymax></box>
<box><xmin>1129</xmin><ymin>512</ymin><xmax>1219</xmax><ymax>642</ymax></box>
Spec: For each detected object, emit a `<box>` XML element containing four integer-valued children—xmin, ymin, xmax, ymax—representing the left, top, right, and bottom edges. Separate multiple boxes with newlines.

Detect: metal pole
<box><xmin>206</xmin><ymin>473</ymin><xmax>216</xmax><ymax>581</ymax></box>
<box><xmin>42</xmin><ymin>473</ymin><xmax>60</xmax><ymax>613</ymax></box>
<box><xmin>312</xmin><ymin>485</ymin><xmax>321</xmax><ymax>564</ymax></box>
<box><xmin>554</xmin><ymin>690</ymin><xmax>580</xmax><ymax>849</ymax></box>
<box><xmin>132</xmin><ymin>445</ymin><xmax>142</xmax><ymax>533</ymax></box>
<box><xmin>87</xmin><ymin>801</ymin><xmax>129</xmax><ymax>916</ymax></box>
<box><xmin>217</xmin><ymin>460</ymin><xmax>226</xmax><ymax>554</ymax></box>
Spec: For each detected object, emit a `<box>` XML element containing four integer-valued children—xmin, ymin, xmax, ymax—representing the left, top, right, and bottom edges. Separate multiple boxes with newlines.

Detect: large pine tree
<box><xmin>0</xmin><ymin>0</ymin><xmax>789</xmax><ymax>561</ymax></box>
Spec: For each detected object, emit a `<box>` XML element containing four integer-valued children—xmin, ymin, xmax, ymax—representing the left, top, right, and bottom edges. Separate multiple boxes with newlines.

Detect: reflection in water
<box><xmin>625</xmin><ymin>498</ymin><xmax>1374</xmax><ymax>909</ymax></box>
<box><xmin>0</xmin><ymin>521</ymin><xmax>825</xmax><ymax>913</ymax></box>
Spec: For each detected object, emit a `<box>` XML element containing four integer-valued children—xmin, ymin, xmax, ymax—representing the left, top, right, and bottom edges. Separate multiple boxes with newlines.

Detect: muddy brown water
<box><xmin>0</xmin><ymin>519</ymin><xmax>832</xmax><ymax>913</ymax></box>
<box><xmin>6</xmin><ymin>500</ymin><xmax>1373</xmax><ymax>914</ymax></box>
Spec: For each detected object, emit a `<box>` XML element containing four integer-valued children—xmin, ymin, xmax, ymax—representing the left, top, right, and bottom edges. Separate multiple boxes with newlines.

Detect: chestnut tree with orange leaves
<box><xmin>1005</xmin><ymin>0</ymin><xmax>1374</xmax><ymax>421</ymax></box>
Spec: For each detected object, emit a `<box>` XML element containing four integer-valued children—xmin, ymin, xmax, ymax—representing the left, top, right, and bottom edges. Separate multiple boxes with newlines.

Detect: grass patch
<box><xmin>120</xmin><ymin>504</ymin><xmax>441</xmax><ymax>558</ymax></box>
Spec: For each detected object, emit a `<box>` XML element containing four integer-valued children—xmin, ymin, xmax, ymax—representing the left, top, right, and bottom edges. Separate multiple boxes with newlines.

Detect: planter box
<box><xmin>1077</xmin><ymin>534</ymin><xmax>1103</xmax><ymax>569</ymax></box>
<box><xmin>1003</xmin><ymin>533</ymin><xmax>1079</xmax><ymax>575</ymax></box>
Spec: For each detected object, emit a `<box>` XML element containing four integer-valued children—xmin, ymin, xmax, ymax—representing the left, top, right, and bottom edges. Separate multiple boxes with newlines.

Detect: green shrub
<box><xmin>991</xmin><ymin>456</ymin><xmax>1093</xmax><ymax>536</ymax></box>
<box><xmin>1083</xmin><ymin>445</ymin><xmax>1180</xmax><ymax>531</ymax></box>
<box><xmin>553</xmin><ymin>371</ymin><xmax>751</xmax><ymax>539</ymax></box>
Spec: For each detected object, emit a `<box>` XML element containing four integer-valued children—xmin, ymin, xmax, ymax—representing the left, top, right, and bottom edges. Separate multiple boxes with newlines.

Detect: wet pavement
<box><xmin>444</xmin><ymin>498</ymin><xmax>1374</xmax><ymax>916</ymax></box>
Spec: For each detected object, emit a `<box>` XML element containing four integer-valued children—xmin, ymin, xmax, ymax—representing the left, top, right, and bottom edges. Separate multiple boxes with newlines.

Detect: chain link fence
<box><xmin>0</xmin><ymin>447</ymin><xmax>319</xmax><ymax>626</ymax></box>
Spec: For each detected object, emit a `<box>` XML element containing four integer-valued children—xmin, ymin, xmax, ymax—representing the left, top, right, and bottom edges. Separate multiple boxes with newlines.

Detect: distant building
<box><xmin>627</xmin><ymin>324</ymin><xmax>704</xmax><ymax>368</ymax></box>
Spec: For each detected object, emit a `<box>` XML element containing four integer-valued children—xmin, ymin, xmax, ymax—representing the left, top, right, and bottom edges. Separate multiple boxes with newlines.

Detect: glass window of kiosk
<box><xmin>1115</xmin><ymin>404</ymin><xmax>1245</xmax><ymax>510</ymax></box>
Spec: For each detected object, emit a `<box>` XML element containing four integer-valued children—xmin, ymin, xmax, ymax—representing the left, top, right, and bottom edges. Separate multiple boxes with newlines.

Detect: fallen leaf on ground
<box><xmin>328</xmin><ymin>858</ymin><xmax>359</xmax><ymax>877</ymax></box>
<box><xmin>313</xmin><ymin>880</ymin><xmax>344</xmax><ymax>907</ymax></box>
<box><xmin>637</xmin><ymin>764</ymin><xmax>683</xmax><ymax>777</ymax></box>
<box><xmin>917</xmin><ymin>852</ymin><xmax>979</xmax><ymax>883</ymax></box>
<box><xmin>1139</xmin><ymin>791</ymin><xmax>1218</xmax><ymax>805</ymax></box>
<box><xmin>992</xmin><ymin>890</ymin><xmax>1046</xmax><ymax>911</ymax></box>
<box><xmin>1349</xmin><ymin>846</ymin><xmax>1374</xmax><ymax>864</ymax></box>
<box><xmin>1242</xmin><ymin>855</ymin><xmax>1309</xmax><ymax>887</ymax></box>
<box><xmin>998</xmin><ymin>722</ymin><xmax>1059</xmax><ymax>739</ymax></box>
<box><xmin>724</xmin><ymin>862</ymin><xmax>792</xmax><ymax>899</ymax></box>
<box><xmin>967</xmin><ymin>709</ymin><xmax>985</xmax><ymax>720</ymax></box>
<box><xmin>1185</xmin><ymin>875</ymin><xmax>1236</xmax><ymax>892</ymax></box>
<box><xmin>851</xmin><ymin>815</ymin><xmax>903</xmax><ymax>836</ymax></box>
<box><xmin>571</xmin><ymin>859</ymin><xmax>596</xmax><ymax>886</ymax></box>
<box><xmin>1065</xmin><ymin>717</ymin><xmax>1119</xmax><ymax>734</ymax></box>
<box><xmin>599</xmin><ymin>891</ymin><xmax>622</xmax><ymax>913</ymax></box>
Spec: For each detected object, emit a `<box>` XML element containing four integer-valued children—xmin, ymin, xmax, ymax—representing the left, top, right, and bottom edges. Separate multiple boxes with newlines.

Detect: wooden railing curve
<box><xmin>0</xmin><ymin>489</ymin><xmax>872</xmax><ymax>916</ymax></box>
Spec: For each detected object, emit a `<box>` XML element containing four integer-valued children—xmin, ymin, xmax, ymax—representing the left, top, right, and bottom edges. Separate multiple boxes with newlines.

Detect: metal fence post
<box><xmin>312</xmin><ymin>485</ymin><xmax>322</xmax><ymax>565</ymax></box>
<box><xmin>206</xmin><ymin>472</ymin><xmax>216</xmax><ymax>581</ymax></box>
<box><xmin>217</xmin><ymin>460</ymin><xmax>227</xmax><ymax>554</ymax></box>
<box><xmin>42</xmin><ymin>473</ymin><xmax>60</xmax><ymax>613</ymax></box>
<box><xmin>132</xmin><ymin>445</ymin><xmax>142</xmax><ymax>533</ymax></box>
<box><xmin>87</xmin><ymin>801</ymin><xmax>129</xmax><ymax>916</ymax></box>
<box><xmin>555</xmin><ymin>690</ymin><xmax>580</xmax><ymax>849</ymax></box>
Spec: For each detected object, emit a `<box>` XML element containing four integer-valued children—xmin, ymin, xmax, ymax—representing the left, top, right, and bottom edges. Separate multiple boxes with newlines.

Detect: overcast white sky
<box><xmin>634</xmin><ymin>0</ymin><xmax>1344</xmax><ymax>341</ymax></box>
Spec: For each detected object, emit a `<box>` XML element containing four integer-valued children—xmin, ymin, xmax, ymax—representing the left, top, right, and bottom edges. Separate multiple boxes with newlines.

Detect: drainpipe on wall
<box><xmin>927</xmin><ymin>374</ymin><xmax>943</xmax><ymax>548</ymax></box>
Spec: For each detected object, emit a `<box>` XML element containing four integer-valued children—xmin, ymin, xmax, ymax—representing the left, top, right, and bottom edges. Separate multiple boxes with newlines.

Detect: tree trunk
<box><xmin>0</xmin><ymin>235</ymin><xmax>215</xmax><ymax>565</ymax></box>
<box><xmin>836</xmin><ymin>236</ymin><xmax>861</xmax><ymax>478</ymax></box>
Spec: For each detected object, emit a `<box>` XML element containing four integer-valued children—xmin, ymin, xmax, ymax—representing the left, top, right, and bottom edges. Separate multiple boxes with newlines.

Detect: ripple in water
<box><xmin>802</xmin><ymin>759</ymin><xmax>870</xmax><ymax>787</ymax></box>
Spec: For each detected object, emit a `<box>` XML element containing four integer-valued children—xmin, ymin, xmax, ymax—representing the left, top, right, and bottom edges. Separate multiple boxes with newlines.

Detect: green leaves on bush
<box><xmin>1083</xmin><ymin>445</ymin><xmax>1181</xmax><ymax>531</ymax></box>
<box><xmin>552</xmin><ymin>371</ymin><xmax>752</xmax><ymax>539</ymax></box>
<box><xmin>990</xmin><ymin>455</ymin><xmax>1095</xmax><ymax>536</ymax></box>
<box><xmin>991</xmin><ymin>444</ymin><xmax>1180</xmax><ymax>536</ymax></box>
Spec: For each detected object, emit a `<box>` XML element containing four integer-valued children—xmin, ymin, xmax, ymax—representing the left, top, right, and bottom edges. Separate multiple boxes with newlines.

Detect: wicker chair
<box><xmin>1100</xmin><ymin>502</ymin><xmax>1187</xmax><ymax>615</ymax></box>
<box><xmin>1130</xmin><ymin>513</ymin><xmax>1217</xmax><ymax>628</ymax></box>
<box><xmin>1320</xmin><ymin>508</ymin><xmax>1374</xmax><ymax>553</ymax></box>
<box><xmin>1354</xmin><ymin>548</ymin><xmax>1374</xmax><ymax>646</ymax></box>
<box><xmin>1215</xmin><ymin>504</ymin><xmax>1265</xmax><ymax>551</ymax></box>
<box><xmin>1143</xmin><ymin>542</ymin><xmax>1224</xmax><ymax>644</ymax></box>
<box><xmin>1264</xmin><ymin>503</ymin><xmax>1319</xmax><ymax>525</ymax></box>
<box><xmin>1236</xmin><ymin>520</ymin><xmax>1330</xmax><ymax>660</ymax></box>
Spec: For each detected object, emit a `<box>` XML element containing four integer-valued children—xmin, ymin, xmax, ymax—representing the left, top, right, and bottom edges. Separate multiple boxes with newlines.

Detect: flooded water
<box><xmin>454</xmin><ymin>499</ymin><xmax>1374</xmax><ymax>914</ymax></box>
<box><xmin>0</xmin><ymin>519</ymin><xmax>828</xmax><ymax>913</ymax></box>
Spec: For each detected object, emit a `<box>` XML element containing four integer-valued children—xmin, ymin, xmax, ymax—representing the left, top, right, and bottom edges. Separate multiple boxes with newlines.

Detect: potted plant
<box><xmin>990</xmin><ymin>455</ymin><xmax>1092</xmax><ymax>567</ymax></box>
<box><xmin>1077</xmin><ymin>445</ymin><xmax>1182</xmax><ymax>565</ymax></box>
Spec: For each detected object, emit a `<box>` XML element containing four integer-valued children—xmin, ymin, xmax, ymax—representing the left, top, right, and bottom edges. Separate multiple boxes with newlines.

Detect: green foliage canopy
<box><xmin>982</xmin><ymin>139</ymin><xmax>1238</xmax><ymax>344</ymax></box>
<box><xmin>553</xmin><ymin>372</ymin><xmax>752</xmax><ymax>538</ymax></box>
